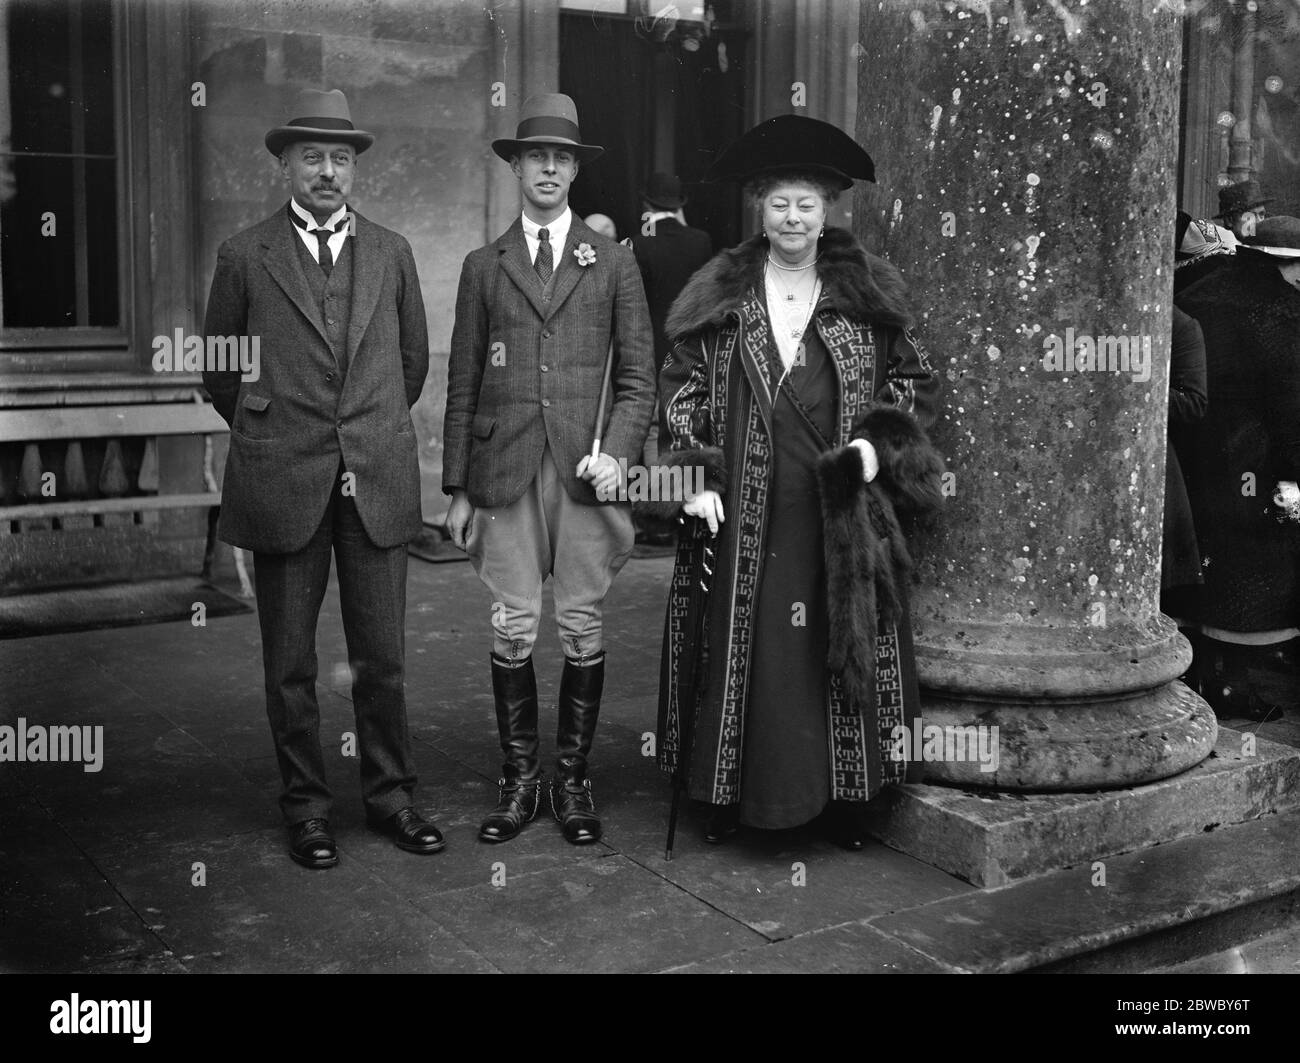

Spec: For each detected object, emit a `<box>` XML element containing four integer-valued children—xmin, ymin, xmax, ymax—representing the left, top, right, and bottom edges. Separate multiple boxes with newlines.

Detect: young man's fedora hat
<box><xmin>707</xmin><ymin>114</ymin><xmax>874</xmax><ymax>189</ymax></box>
<box><xmin>265</xmin><ymin>88</ymin><xmax>375</xmax><ymax>156</ymax></box>
<box><xmin>492</xmin><ymin>93</ymin><xmax>603</xmax><ymax>163</ymax></box>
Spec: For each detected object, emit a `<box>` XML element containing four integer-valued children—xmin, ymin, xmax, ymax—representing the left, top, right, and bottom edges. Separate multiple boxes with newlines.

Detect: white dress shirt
<box><xmin>290</xmin><ymin>197</ymin><xmax>350</xmax><ymax>264</ymax></box>
<box><xmin>522</xmin><ymin>207</ymin><xmax>571</xmax><ymax>268</ymax></box>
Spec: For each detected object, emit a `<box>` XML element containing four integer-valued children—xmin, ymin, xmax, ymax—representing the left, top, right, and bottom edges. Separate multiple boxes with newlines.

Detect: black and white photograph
<box><xmin>0</xmin><ymin>0</ymin><xmax>1298</xmax><ymax>1027</ymax></box>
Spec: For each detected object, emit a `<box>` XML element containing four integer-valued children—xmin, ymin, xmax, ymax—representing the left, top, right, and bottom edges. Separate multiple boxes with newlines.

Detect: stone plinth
<box><xmin>864</xmin><ymin>729</ymin><xmax>1300</xmax><ymax>887</ymax></box>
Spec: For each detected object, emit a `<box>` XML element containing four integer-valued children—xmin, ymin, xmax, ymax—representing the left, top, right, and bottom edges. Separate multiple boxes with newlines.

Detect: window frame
<box><xmin>0</xmin><ymin>0</ymin><xmax>133</xmax><ymax>354</ymax></box>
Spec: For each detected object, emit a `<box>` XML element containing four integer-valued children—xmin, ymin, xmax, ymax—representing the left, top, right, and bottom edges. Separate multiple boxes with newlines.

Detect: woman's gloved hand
<box><xmin>849</xmin><ymin>438</ymin><xmax>879</xmax><ymax>483</ymax></box>
<box><xmin>684</xmin><ymin>489</ymin><xmax>725</xmax><ymax>535</ymax></box>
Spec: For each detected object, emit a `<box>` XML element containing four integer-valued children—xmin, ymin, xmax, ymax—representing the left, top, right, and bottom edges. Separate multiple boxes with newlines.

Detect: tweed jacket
<box><xmin>443</xmin><ymin>215</ymin><xmax>655</xmax><ymax>508</ymax></box>
<box><xmin>202</xmin><ymin>206</ymin><xmax>430</xmax><ymax>554</ymax></box>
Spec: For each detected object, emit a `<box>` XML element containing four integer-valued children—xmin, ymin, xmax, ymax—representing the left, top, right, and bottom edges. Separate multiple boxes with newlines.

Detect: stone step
<box><xmin>864</xmin><ymin>807</ymin><xmax>1300</xmax><ymax>974</ymax></box>
<box><xmin>864</xmin><ymin>727</ymin><xmax>1300</xmax><ymax>887</ymax></box>
<box><xmin>1144</xmin><ymin>918</ymin><xmax>1300</xmax><ymax>975</ymax></box>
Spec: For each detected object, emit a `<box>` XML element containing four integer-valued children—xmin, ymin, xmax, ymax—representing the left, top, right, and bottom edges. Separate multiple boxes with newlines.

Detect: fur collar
<box><xmin>665</xmin><ymin>226</ymin><xmax>913</xmax><ymax>342</ymax></box>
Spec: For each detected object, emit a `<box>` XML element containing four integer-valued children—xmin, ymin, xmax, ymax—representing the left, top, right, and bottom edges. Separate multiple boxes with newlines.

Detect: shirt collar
<box><xmin>645</xmin><ymin>210</ymin><xmax>678</xmax><ymax>225</ymax></box>
<box><xmin>290</xmin><ymin>197</ymin><xmax>349</xmax><ymax>232</ymax></box>
<box><xmin>522</xmin><ymin>206</ymin><xmax>571</xmax><ymax>243</ymax></box>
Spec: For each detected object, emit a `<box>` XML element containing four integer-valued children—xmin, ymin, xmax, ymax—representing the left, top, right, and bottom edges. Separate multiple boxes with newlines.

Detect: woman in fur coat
<box><xmin>649</xmin><ymin>116</ymin><xmax>944</xmax><ymax>848</ymax></box>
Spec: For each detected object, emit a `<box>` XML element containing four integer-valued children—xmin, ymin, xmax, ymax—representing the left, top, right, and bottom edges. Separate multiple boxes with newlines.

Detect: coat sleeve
<box><xmin>874</xmin><ymin>324</ymin><xmax>941</xmax><ymax>432</ymax></box>
<box><xmin>1169</xmin><ymin>306</ymin><xmax>1207</xmax><ymax>426</ymax></box>
<box><xmin>597</xmin><ymin>245</ymin><xmax>656</xmax><ymax>467</ymax></box>
<box><xmin>397</xmin><ymin>236</ymin><xmax>430</xmax><ymax>409</ymax></box>
<box><xmin>201</xmin><ymin>240</ymin><xmax>247</xmax><ymax>426</ymax></box>
<box><xmin>649</xmin><ymin>329</ymin><xmax>727</xmax><ymax>515</ymax></box>
<box><xmin>632</xmin><ymin>235</ymin><xmax>655</xmax><ymax>316</ymax></box>
<box><xmin>442</xmin><ymin>252</ymin><xmax>487</xmax><ymax>496</ymax></box>
<box><xmin>849</xmin><ymin>324</ymin><xmax>944</xmax><ymax>516</ymax></box>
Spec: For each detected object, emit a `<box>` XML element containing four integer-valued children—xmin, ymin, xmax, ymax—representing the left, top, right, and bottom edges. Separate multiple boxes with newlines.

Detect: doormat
<box><xmin>0</xmin><ymin>578</ymin><xmax>253</xmax><ymax>639</ymax></box>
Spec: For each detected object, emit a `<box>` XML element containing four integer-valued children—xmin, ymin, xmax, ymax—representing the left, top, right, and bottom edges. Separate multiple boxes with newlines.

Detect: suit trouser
<box><xmin>253</xmin><ymin>483</ymin><xmax>417</xmax><ymax>825</ymax></box>
<box><xmin>468</xmin><ymin>445</ymin><xmax>635</xmax><ymax>661</ymax></box>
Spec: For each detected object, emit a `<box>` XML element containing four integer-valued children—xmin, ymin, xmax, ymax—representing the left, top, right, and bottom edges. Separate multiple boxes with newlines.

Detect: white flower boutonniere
<box><xmin>574</xmin><ymin>243</ymin><xmax>596</xmax><ymax>267</ymax></box>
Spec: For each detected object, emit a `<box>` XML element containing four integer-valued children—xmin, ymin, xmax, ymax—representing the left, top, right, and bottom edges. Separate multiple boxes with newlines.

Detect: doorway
<box><xmin>559</xmin><ymin>5</ymin><xmax>748</xmax><ymax>252</ymax></box>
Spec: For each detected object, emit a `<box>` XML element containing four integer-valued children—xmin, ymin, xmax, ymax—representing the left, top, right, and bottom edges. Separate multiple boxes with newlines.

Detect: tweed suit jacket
<box><xmin>443</xmin><ymin>215</ymin><xmax>655</xmax><ymax>508</ymax></box>
<box><xmin>202</xmin><ymin>206</ymin><xmax>430</xmax><ymax>554</ymax></box>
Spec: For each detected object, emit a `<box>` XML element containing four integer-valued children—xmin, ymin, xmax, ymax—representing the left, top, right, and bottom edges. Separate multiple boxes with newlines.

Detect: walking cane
<box><xmin>589</xmin><ymin>339</ymin><xmax>615</xmax><ymax>463</ymax></box>
<box><xmin>665</xmin><ymin>519</ymin><xmax>713</xmax><ymax>861</ymax></box>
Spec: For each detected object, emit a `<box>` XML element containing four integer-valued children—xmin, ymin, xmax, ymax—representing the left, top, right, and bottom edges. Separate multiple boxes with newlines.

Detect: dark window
<box><xmin>0</xmin><ymin>0</ymin><xmax>120</xmax><ymax>332</ymax></box>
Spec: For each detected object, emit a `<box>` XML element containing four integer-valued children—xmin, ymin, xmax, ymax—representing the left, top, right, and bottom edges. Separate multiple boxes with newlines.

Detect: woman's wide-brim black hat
<box><xmin>1239</xmin><ymin>215</ymin><xmax>1300</xmax><ymax>260</ymax></box>
<box><xmin>707</xmin><ymin>114</ymin><xmax>874</xmax><ymax>189</ymax></box>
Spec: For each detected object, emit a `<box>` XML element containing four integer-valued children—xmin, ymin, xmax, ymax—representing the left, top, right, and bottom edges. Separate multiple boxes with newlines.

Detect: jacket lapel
<box><xmin>495</xmin><ymin>220</ymin><xmax>549</xmax><ymax>320</ymax></box>
<box><xmin>262</xmin><ymin>208</ymin><xmax>332</xmax><ymax>350</ymax></box>
<box><xmin>346</xmin><ymin>212</ymin><xmax>385</xmax><ymax>367</ymax></box>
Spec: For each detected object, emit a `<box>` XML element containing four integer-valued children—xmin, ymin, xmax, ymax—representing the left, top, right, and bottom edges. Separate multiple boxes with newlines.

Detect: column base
<box><xmin>864</xmin><ymin>728</ymin><xmax>1300</xmax><ymax>887</ymax></box>
<box><xmin>909</xmin><ymin>679</ymin><xmax>1217</xmax><ymax>790</ymax></box>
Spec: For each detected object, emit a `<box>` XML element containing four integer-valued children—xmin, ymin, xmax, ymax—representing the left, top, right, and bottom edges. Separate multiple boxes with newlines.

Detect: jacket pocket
<box><xmin>235</xmin><ymin>392</ymin><xmax>273</xmax><ymax>440</ymax></box>
<box><xmin>471</xmin><ymin>413</ymin><xmax>497</xmax><ymax>440</ymax></box>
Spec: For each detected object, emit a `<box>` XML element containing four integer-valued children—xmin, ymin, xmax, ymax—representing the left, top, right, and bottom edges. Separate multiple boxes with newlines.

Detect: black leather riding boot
<box><xmin>551</xmin><ymin>652</ymin><xmax>605</xmax><ymax>845</ymax></box>
<box><xmin>479</xmin><ymin>653</ymin><xmax>542</xmax><ymax>843</ymax></box>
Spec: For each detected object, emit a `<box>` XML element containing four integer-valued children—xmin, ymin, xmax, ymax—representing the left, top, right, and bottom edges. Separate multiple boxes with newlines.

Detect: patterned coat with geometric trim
<box><xmin>651</xmin><ymin>227</ymin><xmax>943</xmax><ymax>806</ymax></box>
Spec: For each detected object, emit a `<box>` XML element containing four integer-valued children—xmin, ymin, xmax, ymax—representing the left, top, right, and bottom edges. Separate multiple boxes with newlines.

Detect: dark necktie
<box><xmin>534</xmin><ymin>227</ymin><xmax>553</xmax><ymax>284</ymax></box>
<box><xmin>315</xmin><ymin>228</ymin><xmax>336</xmax><ymax>277</ymax></box>
<box><xmin>289</xmin><ymin>205</ymin><xmax>344</xmax><ymax>276</ymax></box>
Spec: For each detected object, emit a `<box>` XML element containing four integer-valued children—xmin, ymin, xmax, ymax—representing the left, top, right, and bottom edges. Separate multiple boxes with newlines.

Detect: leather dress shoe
<box><xmin>288</xmin><ymin>818</ymin><xmax>338</xmax><ymax>869</ymax></box>
<box><xmin>703</xmin><ymin>803</ymin><xmax>740</xmax><ymax>845</ymax></box>
<box><xmin>368</xmin><ymin>807</ymin><xmax>445</xmax><ymax>854</ymax></box>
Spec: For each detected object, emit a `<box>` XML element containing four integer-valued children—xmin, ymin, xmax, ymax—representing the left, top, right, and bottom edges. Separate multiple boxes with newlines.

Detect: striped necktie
<box><xmin>534</xmin><ymin>227</ymin><xmax>553</xmax><ymax>284</ymax></box>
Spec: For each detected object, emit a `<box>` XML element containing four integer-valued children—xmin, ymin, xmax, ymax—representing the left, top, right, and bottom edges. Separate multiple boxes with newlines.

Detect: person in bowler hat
<box><xmin>631</xmin><ymin>172</ymin><xmax>713</xmax><ymax>366</ymax></box>
<box><xmin>1213</xmin><ymin>178</ymin><xmax>1274</xmax><ymax>239</ymax></box>
<box><xmin>203</xmin><ymin>89</ymin><xmax>442</xmax><ymax>868</ymax></box>
<box><xmin>443</xmin><ymin>93</ymin><xmax>655</xmax><ymax>845</ymax></box>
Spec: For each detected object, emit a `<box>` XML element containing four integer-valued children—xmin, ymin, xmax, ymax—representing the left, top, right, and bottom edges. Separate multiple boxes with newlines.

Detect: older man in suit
<box><xmin>444</xmin><ymin>93</ymin><xmax>654</xmax><ymax>846</ymax></box>
<box><xmin>203</xmin><ymin>89</ymin><xmax>442</xmax><ymax>869</ymax></box>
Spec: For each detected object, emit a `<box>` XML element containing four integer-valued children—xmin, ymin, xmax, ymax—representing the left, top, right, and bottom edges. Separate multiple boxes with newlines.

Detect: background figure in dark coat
<box><xmin>1176</xmin><ymin>216</ymin><xmax>1300</xmax><ymax>721</ymax></box>
<box><xmin>630</xmin><ymin>173</ymin><xmax>713</xmax><ymax>547</ymax></box>
<box><xmin>204</xmin><ymin>90</ymin><xmax>441</xmax><ymax>869</ymax></box>
<box><xmin>1161</xmin><ymin>305</ymin><xmax>1207</xmax><ymax>620</ymax></box>
<box><xmin>631</xmin><ymin>173</ymin><xmax>714</xmax><ymax>369</ymax></box>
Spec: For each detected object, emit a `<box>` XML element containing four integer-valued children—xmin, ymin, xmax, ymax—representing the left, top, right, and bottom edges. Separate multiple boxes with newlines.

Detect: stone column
<box><xmin>856</xmin><ymin>0</ymin><xmax>1216</xmax><ymax>789</ymax></box>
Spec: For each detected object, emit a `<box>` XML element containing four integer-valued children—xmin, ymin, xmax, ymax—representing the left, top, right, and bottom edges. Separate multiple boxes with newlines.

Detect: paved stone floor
<box><xmin>1</xmin><ymin>553</ymin><xmax>1297</xmax><ymax>974</ymax></box>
